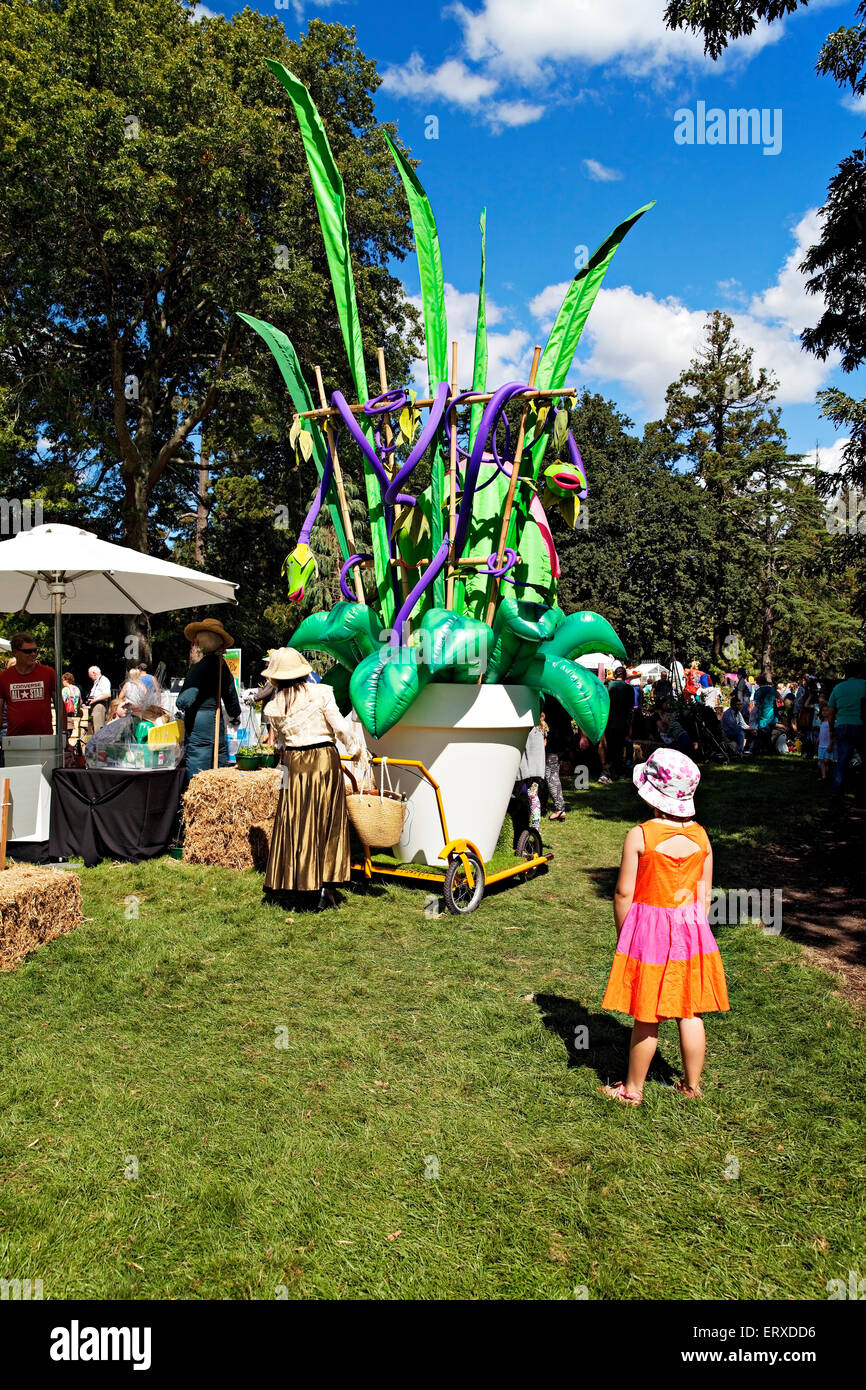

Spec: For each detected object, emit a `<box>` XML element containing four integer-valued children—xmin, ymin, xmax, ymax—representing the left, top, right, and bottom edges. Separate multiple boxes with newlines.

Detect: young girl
<box><xmin>600</xmin><ymin>748</ymin><xmax>729</xmax><ymax>1105</ymax></box>
<box><xmin>816</xmin><ymin>704</ymin><xmax>837</xmax><ymax>780</ymax></box>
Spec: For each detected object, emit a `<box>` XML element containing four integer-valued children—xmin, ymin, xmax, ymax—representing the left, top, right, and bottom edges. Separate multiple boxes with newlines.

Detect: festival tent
<box><xmin>0</xmin><ymin>523</ymin><xmax>238</xmax><ymax>761</ymax></box>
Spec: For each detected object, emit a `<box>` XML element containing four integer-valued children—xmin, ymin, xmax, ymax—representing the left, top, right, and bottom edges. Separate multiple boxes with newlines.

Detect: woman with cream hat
<box><xmin>262</xmin><ymin>647</ymin><xmax>364</xmax><ymax>910</ymax></box>
<box><xmin>176</xmin><ymin>617</ymin><xmax>241</xmax><ymax>782</ymax></box>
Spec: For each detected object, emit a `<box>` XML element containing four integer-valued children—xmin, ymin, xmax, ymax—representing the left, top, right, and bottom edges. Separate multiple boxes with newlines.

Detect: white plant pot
<box><xmin>369</xmin><ymin>684</ymin><xmax>539</xmax><ymax>865</ymax></box>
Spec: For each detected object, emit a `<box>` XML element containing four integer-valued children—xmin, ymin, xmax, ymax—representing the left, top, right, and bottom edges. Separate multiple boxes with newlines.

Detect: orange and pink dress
<box><xmin>602</xmin><ymin>819</ymin><xmax>730</xmax><ymax>1023</ymax></box>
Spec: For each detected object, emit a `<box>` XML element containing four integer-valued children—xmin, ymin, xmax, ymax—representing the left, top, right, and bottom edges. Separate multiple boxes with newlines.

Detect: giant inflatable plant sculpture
<box><xmin>240</xmin><ymin>62</ymin><xmax>653</xmax><ymax>741</ymax></box>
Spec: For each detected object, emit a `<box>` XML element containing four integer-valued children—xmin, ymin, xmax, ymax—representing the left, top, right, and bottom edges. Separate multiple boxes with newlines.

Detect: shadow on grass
<box><xmin>533</xmin><ymin>992</ymin><xmax>678</xmax><ymax>1087</ymax></box>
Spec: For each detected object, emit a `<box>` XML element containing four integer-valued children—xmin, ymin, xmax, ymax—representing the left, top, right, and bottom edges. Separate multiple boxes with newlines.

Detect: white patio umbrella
<box><xmin>0</xmin><ymin>523</ymin><xmax>237</xmax><ymax>760</ymax></box>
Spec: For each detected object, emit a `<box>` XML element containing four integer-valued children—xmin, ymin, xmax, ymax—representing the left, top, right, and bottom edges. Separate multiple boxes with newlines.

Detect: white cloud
<box><xmin>810</xmin><ymin>437</ymin><xmax>851</xmax><ymax>476</ymax></box>
<box><xmin>747</xmin><ymin>208</ymin><xmax>824</xmax><ymax>335</ymax></box>
<box><xmin>524</xmin><ymin>209</ymin><xmax>836</xmax><ymax>415</ymax></box>
<box><xmin>408</xmin><ymin>282</ymin><xmax>532</xmax><ymax>391</ymax></box>
<box><xmin>448</xmin><ymin>0</ymin><xmax>782</xmax><ymax>83</ymax></box>
<box><xmin>528</xmin><ymin>280</ymin><xmax>571</xmax><ymax>334</ymax></box>
<box><xmin>185</xmin><ymin>2</ymin><xmax>220</xmax><ymax>21</ymax></box>
<box><xmin>583</xmin><ymin>158</ymin><xmax>623</xmax><ymax>182</ymax></box>
<box><xmin>487</xmin><ymin>100</ymin><xmax>545</xmax><ymax>128</ymax></box>
<box><xmin>380</xmin><ymin>55</ymin><xmax>544</xmax><ymax>132</ymax></box>
<box><xmin>381</xmin><ymin>54</ymin><xmax>498</xmax><ymax>109</ymax></box>
<box><xmin>842</xmin><ymin>92</ymin><xmax>866</xmax><ymax>114</ymax></box>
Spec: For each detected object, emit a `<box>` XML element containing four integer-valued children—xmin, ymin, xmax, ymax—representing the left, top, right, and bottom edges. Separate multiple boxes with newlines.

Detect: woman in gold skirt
<box><xmin>262</xmin><ymin>647</ymin><xmax>364</xmax><ymax>910</ymax></box>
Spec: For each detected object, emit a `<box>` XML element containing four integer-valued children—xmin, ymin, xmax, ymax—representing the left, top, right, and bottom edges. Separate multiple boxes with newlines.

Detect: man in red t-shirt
<box><xmin>0</xmin><ymin>633</ymin><xmax>58</xmax><ymax>736</ymax></box>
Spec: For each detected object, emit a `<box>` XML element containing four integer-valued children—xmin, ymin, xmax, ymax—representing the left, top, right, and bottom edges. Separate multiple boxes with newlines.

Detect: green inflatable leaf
<box><xmin>350</xmin><ymin>647</ymin><xmax>428</xmax><ymax>739</ymax></box>
<box><xmin>537</xmin><ymin>611</ymin><xmax>627</xmax><ymax>664</ymax></box>
<box><xmin>321</xmin><ymin>663</ymin><xmax>352</xmax><ymax>714</ymax></box>
<box><xmin>417</xmin><ymin>608</ymin><xmax>493</xmax><ymax>683</ymax></box>
<box><xmin>521</xmin><ymin>652</ymin><xmax>610</xmax><ymax>743</ymax></box>
<box><xmin>291</xmin><ymin>603</ymin><xmax>382</xmax><ymax>669</ymax></box>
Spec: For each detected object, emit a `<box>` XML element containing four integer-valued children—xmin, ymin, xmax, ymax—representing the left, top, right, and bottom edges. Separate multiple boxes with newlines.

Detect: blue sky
<box><xmin>195</xmin><ymin>0</ymin><xmax>865</xmax><ymax>465</ymax></box>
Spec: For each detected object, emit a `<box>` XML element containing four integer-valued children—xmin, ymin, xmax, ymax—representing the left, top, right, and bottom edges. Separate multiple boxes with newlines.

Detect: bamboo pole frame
<box><xmin>483</xmin><ymin>345</ymin><xmax>543</xmax><ymax>628</ymax></box>
<box><xmin>446</xmin><ymin>341</ymin><xmax>459</xmax><ymax>611</ymax></box>
<box><xmin>313</xmin><ymin>366</ymin><xmax>365</xmax><ymax>605</ymax></box>
<box><xmin>0</xmin><ymin>777</ymin><xmax>9</xmax><ymax>873</ymax></box>
<box><xmin>298</xmin><ymin>384</ymin><xmax>575</xmax><ymax>422</ymax></box>
<box><xmin>376</xmin><ymin>348</ymin><xmax>412</xmax><ymax>627</ymax></box>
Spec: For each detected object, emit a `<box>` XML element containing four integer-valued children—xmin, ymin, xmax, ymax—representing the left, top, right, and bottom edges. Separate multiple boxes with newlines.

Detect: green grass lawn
<box><xmin>0</xmin><ymin>759</ymin><xmax>862</xmax><ymax>1300</ymax></box>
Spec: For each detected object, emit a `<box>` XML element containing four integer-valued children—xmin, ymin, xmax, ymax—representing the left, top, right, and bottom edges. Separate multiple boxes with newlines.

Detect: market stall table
<box><xmin>49</xmin><ymin>766</ymin><xmax>186</xmax><ymax>867</ymax></box>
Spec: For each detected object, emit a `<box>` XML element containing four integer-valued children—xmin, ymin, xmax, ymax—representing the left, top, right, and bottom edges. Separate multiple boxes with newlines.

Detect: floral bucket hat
<box><xmin>633</xmin><ymin>747</ymin><xmax>700</xmax><ymax>817</ymax></box>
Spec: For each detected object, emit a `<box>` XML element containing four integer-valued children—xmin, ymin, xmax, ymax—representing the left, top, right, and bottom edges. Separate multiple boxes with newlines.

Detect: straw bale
<box><xmin>0</xmin><ymin>865</ymin><xmax>83</xmax><ymax>972</ymax></box>
<box><xmin>182</xmin><ymin>767</ymin><xmax>281</xmax><ymax>870</ymax></box>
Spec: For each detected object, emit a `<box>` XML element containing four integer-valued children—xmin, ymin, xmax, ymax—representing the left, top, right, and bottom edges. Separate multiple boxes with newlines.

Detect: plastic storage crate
<box><xmin>86</xmin><ymin>742</ymin><xmax>179</xmax><ymax>771</ymax></box>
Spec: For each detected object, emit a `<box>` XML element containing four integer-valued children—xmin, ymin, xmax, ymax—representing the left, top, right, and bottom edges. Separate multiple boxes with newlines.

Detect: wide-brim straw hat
<box><xmin>260</xmin><ymin>646</ymin><xmax>312</xmax><ymax>681</ymax></box>
<box><xmin>184</xmin><ymin>617</ymin><xmax>235</xmax><ymax>648</ymax></box>
<box><xmin>633</xmin><ymin>748</ymin><xmax>700</xmax><ymax>818</ymax></box>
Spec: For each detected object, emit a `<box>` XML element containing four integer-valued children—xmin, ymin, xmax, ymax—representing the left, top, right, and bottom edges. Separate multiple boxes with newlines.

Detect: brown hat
<box><xmin>183</xmin><ymin>617</ymin><xmax>235</xmax><ymax>648</ymax></box>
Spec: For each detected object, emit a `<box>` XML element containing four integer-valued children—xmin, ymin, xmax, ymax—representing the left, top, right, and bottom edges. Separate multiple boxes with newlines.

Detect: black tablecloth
<box><xmin>49</xmin><ymin>767</ymin><xmax>186</xmax><ymax>867</ymax></box>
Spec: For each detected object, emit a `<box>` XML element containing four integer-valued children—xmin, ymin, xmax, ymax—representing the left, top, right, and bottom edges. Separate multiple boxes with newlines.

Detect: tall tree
<box><xmin>656</xmin><ymin>313</ymin><xmax>859</xmax><ymax>674</ymax></box>
<box><xmin>554</xmin><ymin>391</ymin><xmax>719</xmax><ymax>664</ymax></box>
<box><xmin>655</xmin><ymin>311</ymin><xmax>777</xmax><ymax>657</ymax></box>
<box><xmin>0</xmin><ymin>0</ymin><xmax>420</xmax><ymax>563</ymax></box>
<box><xmin>664</xmin><ymin>0</ymin><xmax>866</xmax><ymax>490</ymax></box>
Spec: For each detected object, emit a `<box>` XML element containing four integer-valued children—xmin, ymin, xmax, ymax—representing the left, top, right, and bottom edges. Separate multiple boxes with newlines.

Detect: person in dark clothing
<box><xmin>543</xmin><ymin>696</ymin><xmax>573</xmax><ymax>820</ymax></box>
<box><xmin>600</xmin><ymin>666</ymin><xmax>634</xmax><ymax>784</ymax></box>
<box><xmin>734</xmin><ymin>667</ymin><xmax>752</xmax><ymax>709</ymax></box>
<box><xmin>176</xmin><ymin>618</ymin><xmax>241</xmax><ymax>783</ymax></box>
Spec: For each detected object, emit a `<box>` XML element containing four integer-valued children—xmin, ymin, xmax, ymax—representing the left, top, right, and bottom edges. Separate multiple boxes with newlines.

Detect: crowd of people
<box><xmin>0</xmin><ymin>632</ymin><xmax>171</xmax><ymax>742</ymax></box>
<box><xmin>511</xmin><ymin>657</ymin><xmax>866</xmax><ymax>825</ymax></box>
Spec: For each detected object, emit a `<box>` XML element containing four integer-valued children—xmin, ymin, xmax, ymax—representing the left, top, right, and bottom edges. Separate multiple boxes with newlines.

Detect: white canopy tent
<box><xmin>0</xmin><ymin>523</ymin><xmax>237</xmax><ymax>761</ymax></box>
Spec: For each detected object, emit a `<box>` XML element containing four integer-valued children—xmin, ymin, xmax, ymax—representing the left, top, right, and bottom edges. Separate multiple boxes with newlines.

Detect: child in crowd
<box><xmin>599</xmin><ymin>748</ymin><xmax>729</xmax><ymax>1106</ymax></box>
<box><xmin>817</xmin><ymin>704</ymin><xmax>837</xmax><ymax>780</ymax></box>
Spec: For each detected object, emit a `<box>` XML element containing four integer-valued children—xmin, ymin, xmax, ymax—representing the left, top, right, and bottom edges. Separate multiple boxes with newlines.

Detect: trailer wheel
<box><xmin>516</xmin><ymin>827</ymin><xmax>544</xmax><ymax>878</ymax></box>
<box><xmin>443</xmin><ymin>850</ymin><xmax>485</xmax><ymax>915</ymax></box>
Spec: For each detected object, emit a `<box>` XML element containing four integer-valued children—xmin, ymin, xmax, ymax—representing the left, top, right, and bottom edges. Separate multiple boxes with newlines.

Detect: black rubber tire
<box><xmin>515</xmin><ymin>827</ymin><xmax>544</xmax><ymax>878</ymax></box>
<box><xmin>443</xmin><ymin>850</ymin><xmax>485</xmax><ymax>915</ymax></box>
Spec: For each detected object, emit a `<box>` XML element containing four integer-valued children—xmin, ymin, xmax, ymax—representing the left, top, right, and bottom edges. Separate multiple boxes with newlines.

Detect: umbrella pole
<box><xmin>51</xmin><ymin>580</ymin><xmax>65</xmax><ymax>768</ymax></box>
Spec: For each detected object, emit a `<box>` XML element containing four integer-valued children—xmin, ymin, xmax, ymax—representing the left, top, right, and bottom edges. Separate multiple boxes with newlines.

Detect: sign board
<box><xmin>224</xmin><ymin>648</ymin><xmax>241</xmax><ymax>694</ymax></box>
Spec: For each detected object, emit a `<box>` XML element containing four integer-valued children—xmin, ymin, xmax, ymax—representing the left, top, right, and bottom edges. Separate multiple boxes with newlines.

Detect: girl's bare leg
<box><xmin>677</xmin><ymin>1016</ymin><xmax>706</xmax><ymax>1091</ymax></box>
<box><xmin>624</xmin><ymin>1021</ymin><xmax>659</xmax><ymax>1097</ymax></box>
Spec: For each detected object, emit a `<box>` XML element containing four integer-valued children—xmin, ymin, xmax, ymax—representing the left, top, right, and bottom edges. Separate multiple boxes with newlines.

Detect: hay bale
<box><xmin>0</xmin><ymin>865</ymin><xmax>82</xmax><ymax>972</ymax></box>
<box><xmin>248</xmin><ymin>820</ymin><xmax>272</xmax><ymax>873</ymax></box>
<box><xmin>182</xmin><ymin>768</ymin><xmax>281</xmax><ymax>870</ymax></box>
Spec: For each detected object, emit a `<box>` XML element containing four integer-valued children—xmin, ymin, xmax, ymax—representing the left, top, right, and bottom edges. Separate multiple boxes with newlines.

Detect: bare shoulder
<box><xmin>623</xmin><ymin>824</ymin><xmax>645</xmax><ymax>855</ymax></box>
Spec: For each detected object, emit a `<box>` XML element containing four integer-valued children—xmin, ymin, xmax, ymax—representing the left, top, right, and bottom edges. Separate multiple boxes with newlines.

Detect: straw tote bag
<box><xmin>343</xmin><ymin>757</ymin><xmax>406</xmax><ymax>850</ymax></box>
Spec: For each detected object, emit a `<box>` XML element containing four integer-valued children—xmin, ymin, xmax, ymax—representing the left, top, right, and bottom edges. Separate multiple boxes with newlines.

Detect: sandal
<box><xmin>548</xmin><ymin>811</ymin><xmax>566</xmax><ymax>821</ymax></box>
<box><xmin>599</xmin><ymin>1082</ymin><xmax>642</xmax><ymax>1106</ymax></box>
<box><xmin>675</xmin><ymin>1080</ymin><xmax>703</xmax><ymax>1099</ymax></box>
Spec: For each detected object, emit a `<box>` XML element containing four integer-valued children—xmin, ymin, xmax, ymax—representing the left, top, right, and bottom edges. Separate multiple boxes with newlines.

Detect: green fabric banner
<box><xmin>535</xmin><ymin>201</ymin><xmax>655</xmax><ymax>395</ymax></box>
<box><xmin>527</xmin><ymin>200</ymin><xmax>655</xmax><ymax>488</ymax></box>
<box><xmin>237</xmin><ymin>312</ymin><xmax>349</xmax><ymax>561</ymax></box>
<box><xmin>382</xmin><ymin>132</ymin><xmax>447</xmax><ymax>390</ymax></box>
<box><xmin>382</xmin><ymin>132</ymin><xmax>447</xmax><ymax>609</ymax></box>
<box><xmin>267</xmin><ymin>61</ymin><xmax>392</xmax><ymax>622</ymax></box>
<box><xmin>469</xmin><ymin>208</ymin><xmax>488</xmax><ymax>449</ymax></box>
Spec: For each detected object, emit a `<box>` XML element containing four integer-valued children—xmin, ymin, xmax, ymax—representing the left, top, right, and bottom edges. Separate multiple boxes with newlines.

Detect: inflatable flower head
<box><xmin>283</xmin><ymin>543</ymin><xmax>317</xmax><ymax>602</ymax></box>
